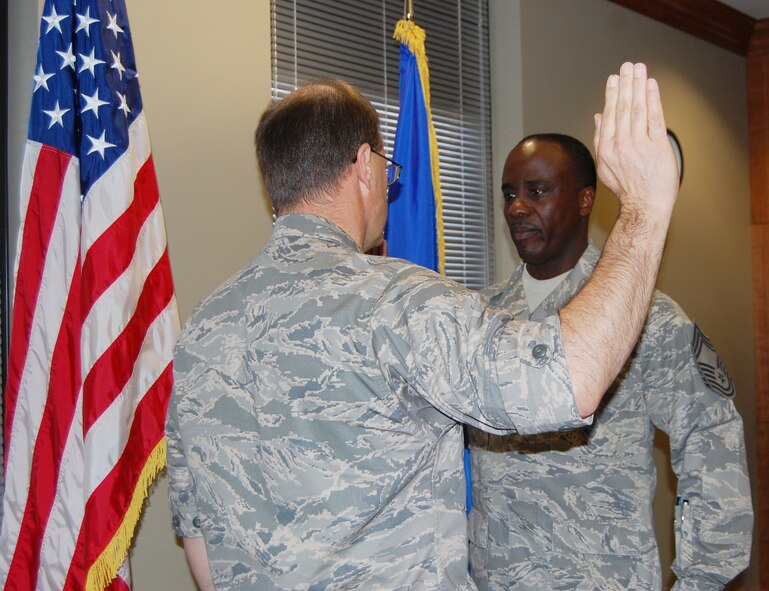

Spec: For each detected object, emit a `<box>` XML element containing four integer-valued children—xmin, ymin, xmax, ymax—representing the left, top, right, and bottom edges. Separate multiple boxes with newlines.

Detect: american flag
<box><xmin>0</xmin><ymin>0</ymin><xmax>179</xmax><ymax>589</ymax></box>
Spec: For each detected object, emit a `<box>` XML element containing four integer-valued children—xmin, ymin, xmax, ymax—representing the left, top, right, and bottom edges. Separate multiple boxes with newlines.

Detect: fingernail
<box><xmin>607</xmin><ymin>75</ymin><xmax>618</xmax><ymax>88</ymax></box>
<box><xmin>620</xmin><ymin>62</ymin><xmax>633</xmax><ymax>75</ymax></box>
<box><xmin>634</xmin><ymin>63</ymin><xmax>646</xmax><ymax>78</ymax></box>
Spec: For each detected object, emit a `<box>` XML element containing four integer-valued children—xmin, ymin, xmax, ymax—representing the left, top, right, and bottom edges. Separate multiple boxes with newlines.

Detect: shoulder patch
<box><xmin>691</xmin><ymin>324</ymin><xmax>735</xmax><ymax>398</ymax></box>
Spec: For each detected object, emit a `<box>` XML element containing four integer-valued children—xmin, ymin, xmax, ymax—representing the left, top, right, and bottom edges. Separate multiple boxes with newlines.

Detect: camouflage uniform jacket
<box><xmin>166</xmin><ymin>214</ymin><xmax>591</xmax><ymax>591</ymax></box>
<box><xmin>467</xmin><ymin>244</ymin><xmax>753</xmax><ymax>591</ymax></box>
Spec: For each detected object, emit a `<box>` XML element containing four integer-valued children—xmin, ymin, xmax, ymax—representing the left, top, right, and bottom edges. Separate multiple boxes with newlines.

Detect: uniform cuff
<box><xmin>490</xmin><ymin>315</ymin><xmax>589</xmax><ymax>434</ymax></box>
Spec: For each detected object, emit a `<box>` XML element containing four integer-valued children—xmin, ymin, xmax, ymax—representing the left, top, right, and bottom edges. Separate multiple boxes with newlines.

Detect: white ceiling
<box><xmin>719</xmin><ymin>0</ymin><xmax>769</xmax><ymax>19</ymax></box>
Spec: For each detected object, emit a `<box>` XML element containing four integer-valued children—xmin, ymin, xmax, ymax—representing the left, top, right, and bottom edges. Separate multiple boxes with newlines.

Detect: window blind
<box><xmin>271</xmin><ymin>0</ymin><xmax>495</xmax><ymax>289</ymax></box>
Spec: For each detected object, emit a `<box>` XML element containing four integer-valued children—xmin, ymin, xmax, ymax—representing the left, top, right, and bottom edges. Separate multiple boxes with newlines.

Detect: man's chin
<box><xmin>511</xmin><ymin>234</ymin><xmax>541</xmax><ymax>256</ymax></box>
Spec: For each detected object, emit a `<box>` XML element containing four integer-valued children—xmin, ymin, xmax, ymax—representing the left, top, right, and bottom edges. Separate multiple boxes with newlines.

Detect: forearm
<box><xmin>561</xmin><ymin>62</ymin><xmax>678</xmax><ymax>417</ymax></box>
<box><xmin>182</xmin><ymin>536</ymin><xmax>215</xmax><ymax>591</ymax></box>
<box><xmin>561</xmin><ymin>205</ymin><xmax>668</xmax><ymax>416</ymax></box>
<box><xmin>671</xmin><ymin>421</ymin><xmax>753</xmax><ymax>588</ymax></box>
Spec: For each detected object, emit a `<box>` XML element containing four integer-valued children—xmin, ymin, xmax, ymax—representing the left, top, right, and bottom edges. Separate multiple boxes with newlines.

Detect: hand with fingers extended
<box><xmin>593</xmin><ymin>62</ymin><xmax>679</xmax><ymax>222</ymax></box>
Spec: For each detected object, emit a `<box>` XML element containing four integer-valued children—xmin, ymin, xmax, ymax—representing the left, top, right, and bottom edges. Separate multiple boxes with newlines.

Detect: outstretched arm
<box><xmin>560</xmin><ymin>62</ymin><xmax>679</xmax><ymax>417</ymax></box>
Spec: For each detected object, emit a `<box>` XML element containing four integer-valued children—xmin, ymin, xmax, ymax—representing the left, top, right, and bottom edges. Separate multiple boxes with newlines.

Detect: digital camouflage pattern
<box><xmin>468</xmin><ymin>244</ymin><xmax>753</xmax><ymax>591</ymax></box>
<box><xmin>166</xmin><ymin>214</ymin><xmax>591</xmax><ymax>591</ymax></box>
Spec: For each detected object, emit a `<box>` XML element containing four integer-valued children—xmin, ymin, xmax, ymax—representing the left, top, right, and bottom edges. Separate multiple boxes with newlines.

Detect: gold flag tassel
<box><xmin>393</xmin><ymin>12</ymin><xmax>446</xmax><ymax>274</ymax></box>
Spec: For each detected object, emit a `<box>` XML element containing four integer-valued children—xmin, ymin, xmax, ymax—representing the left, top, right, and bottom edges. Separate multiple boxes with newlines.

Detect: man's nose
<box><xmin>507</xmin><ymin>196</ymin><xmax>529</xmax><ymax>218</ymax></box>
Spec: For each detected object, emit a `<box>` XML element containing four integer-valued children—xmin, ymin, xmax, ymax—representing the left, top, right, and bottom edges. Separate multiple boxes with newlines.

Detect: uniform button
<box><xmin>193</xmin><ymin>516</ymin><xmax>202</xmax><ymax>528</ymax></box>
<box><xmin>172</xmin><ymin>516</ymin><xmax>180</xmax><ymax>527</ymax></box>
<box><xmin>532</xmin><ymin>344</ymin><xmax>548</xmax><ymax>359</ymax></box>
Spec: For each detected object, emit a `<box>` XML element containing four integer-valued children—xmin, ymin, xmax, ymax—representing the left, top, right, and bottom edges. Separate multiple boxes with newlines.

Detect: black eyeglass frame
<box><xmin>351</xmin><ymin>149</ymin><xmax>403</xmax><ymax>187</ymax></box>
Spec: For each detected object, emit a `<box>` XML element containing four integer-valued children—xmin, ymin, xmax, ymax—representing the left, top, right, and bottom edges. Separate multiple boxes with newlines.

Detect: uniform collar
<box><xmin>493</xmin><ymin>242</ymin><xmax>602</xmax><ymax>317</ymax></box>
<box><xmin>273</xmin><ymin>213</ymin><xmax>363</xmax><ymax>253</ymax></box>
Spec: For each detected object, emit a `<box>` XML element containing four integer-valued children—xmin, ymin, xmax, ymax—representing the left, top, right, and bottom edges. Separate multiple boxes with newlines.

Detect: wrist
<box><xmin>616</xmin><ymin>200</ymin><xmax>672</xmax><ymax>242</ymax></box>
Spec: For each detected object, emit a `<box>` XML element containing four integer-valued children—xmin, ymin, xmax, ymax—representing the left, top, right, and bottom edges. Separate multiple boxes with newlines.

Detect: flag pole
<box><xmin>403</xmin><ymin>0</ymin><xmax>413</xmax><ymax>21</ymax></box>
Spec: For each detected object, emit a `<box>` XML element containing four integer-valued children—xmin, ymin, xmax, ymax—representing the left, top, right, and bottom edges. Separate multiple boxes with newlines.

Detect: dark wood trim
<box><xmin>749</xmin><ymin>19</ymin><xmax>769</xmax><ymax>227</ymax></box>
<box><xmin>748</xmin><ymin>18</ymin><xmax>769</xmax><ymax>590</ymax></box>
<box><xmin>751</xmin><ymin>18</ymin><xmax>769</xmax><ymax>54</ymax></box>
<box><xmin>607</xmin><ymin>0</ymin><xmax>755</xmax><ymax>55</ymax></box>
<box><xmin>755</xmin><ymin>224</ymin><xmax>769</xmax><ymax>588</ymax></box>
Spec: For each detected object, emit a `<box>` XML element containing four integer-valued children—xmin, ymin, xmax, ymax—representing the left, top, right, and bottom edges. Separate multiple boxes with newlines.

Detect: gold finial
<box><xmin>403</xmin><ymin>0</ymin><xmax>413</xmax><ymax>21</ymax></box>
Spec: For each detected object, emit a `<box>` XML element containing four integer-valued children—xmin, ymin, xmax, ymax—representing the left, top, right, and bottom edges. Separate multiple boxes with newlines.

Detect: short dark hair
<box><xmin>520</xmin><ymin>133</ymin><xmax>596</xmax><ymax>190</ymax></box>
<box><xmin>255</xmin><ymin>80</ymin><xmax>382</xmax><ymax>212</ymax></box>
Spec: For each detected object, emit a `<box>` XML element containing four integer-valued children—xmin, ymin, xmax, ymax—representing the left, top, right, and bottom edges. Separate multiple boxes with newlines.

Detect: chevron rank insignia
<box><xmin>692</xmin><ymin>324</ymin><xmax>735</xmax><ymax>398</ymax></box>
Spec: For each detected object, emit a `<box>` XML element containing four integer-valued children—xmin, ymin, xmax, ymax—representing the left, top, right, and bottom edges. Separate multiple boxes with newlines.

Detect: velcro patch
<box><xmin>691</xmin><ymin>324</ymin><xmax>735</xmax><ymax>398</ymax></box>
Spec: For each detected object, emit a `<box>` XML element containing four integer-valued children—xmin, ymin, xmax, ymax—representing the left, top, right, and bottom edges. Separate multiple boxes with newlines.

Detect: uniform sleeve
<box><xmin>643</xmin><ymin>296</ymin><xmax>753</xmax><ymax>590</ymax></box>
<box><xmin>166</xmin><ymin>340</ymin><xmax>204</xmax><ymax>539</ymax></box>
<box><xmin>371</xmin><ymin>268</ymin><xmax>588</xmax><ymax>436</ymax></box>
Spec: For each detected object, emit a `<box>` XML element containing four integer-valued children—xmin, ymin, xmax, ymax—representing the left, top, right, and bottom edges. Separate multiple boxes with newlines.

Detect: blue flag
<box><xmin>387</xmin><ymin>18</ymin><xmax>473</xmax><ymax>523</ymax></box>
<box><xmin>386</xmin><ymin>19</ymin><xmax>444</xmax><ymax>274</ymax></box>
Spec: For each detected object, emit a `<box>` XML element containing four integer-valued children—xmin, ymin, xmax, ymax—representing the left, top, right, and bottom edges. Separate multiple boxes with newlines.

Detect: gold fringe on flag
<box><xmin>85</xmin><ymin>439</ymin><xmax>168</xmax><ymax>591</ymax></box>
<box><xmin>393</xmin><ymin>19</ymin><xmax>446</xmax><ymax>275</ymax></box>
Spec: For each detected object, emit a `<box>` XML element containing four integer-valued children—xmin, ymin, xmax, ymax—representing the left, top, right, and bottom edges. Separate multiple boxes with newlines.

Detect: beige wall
<box><xmin>490</xmin><ymin>1</ymin><xmax>757</xmax><ymax>588</ymax></box>
<box><xmin>6</xmin><ymin>0</ymin><xmax>758</xmax><ymax>588</ymax></box>
<box><xmin>126</xmin><ymin>1</ymin><xmax>274</xmax><ymax>588</ymax></box>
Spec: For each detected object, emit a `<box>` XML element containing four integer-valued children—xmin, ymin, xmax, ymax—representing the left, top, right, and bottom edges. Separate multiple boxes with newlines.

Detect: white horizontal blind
<box><xmin>271</xmin><ymin>0</ymin><xmax>494</xmax><ymax>289</ymax></box>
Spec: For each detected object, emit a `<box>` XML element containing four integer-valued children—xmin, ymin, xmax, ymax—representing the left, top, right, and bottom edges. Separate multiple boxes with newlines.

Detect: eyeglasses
<box><xmin>351</xmin><ymin>149</ymin><xmax>403</xmax><ymax>186</ymax></box>
<box><xmin>371</xmin><ymin>150</ymin><xmax>403</xmax><ymax>186</ymax></box>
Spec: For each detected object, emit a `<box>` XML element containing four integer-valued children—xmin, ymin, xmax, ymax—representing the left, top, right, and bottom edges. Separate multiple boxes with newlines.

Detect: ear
<box><xmin>353</xmin><ymin>143</ymin><xmax>374</xmax><ymax>192</ymax></box>
<box><xmin>578</xmin><ymin>186</ymin><xmax>595</xmax><ymax>217</ymax></box>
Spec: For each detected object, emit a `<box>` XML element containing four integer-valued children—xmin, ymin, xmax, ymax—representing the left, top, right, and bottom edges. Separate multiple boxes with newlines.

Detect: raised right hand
<box><xmin>593</xmin><ymin>62</ymin><xmax>679</xmax><ymax>221</ymax></box>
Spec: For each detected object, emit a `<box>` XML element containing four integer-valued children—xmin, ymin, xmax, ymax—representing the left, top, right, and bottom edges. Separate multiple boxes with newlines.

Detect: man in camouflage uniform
<box><xmin>467</xmin><ymin>134</ymin><xmax>753</xmax><ymax>591</ymax></box>
<box><xmin>166</xmin><ymin>64</ymin><xmax>681</xmax><ymax>590</ymax></box>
